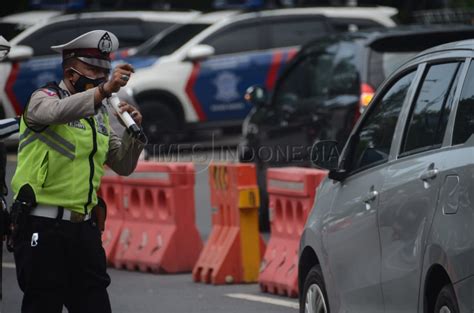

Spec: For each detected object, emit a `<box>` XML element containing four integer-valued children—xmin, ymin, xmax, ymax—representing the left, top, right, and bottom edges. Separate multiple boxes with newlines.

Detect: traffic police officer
<box><xmin>10</xmin><ymin>30</ymin><xmax>146</xmax><ymax>313</ymax></box>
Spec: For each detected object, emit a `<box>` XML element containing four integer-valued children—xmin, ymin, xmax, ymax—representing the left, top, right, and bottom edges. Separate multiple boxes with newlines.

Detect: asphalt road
<box><xmin>1</xmin><ymin>152</ymin><xmax>299</xmax><ymax>313</ymax></box>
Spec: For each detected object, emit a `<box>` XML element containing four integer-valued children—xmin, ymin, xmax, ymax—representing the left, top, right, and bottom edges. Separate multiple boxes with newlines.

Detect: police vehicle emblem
<box><xmin>214</xmin><ymin>72</ymin><xmax>240</xmax><ymax>102</ymax></box>
<box><xmin>98</xmin><ymin>32</ymin><xmax>112</xmax><ymax>54</ymax></box>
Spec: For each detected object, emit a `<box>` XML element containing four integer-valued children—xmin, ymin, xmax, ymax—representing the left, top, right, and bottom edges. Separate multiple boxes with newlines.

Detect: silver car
<box><xmin>299</xmin><ymin>39</ymin><xmax>474</xmax><ymax>313</ymax></box>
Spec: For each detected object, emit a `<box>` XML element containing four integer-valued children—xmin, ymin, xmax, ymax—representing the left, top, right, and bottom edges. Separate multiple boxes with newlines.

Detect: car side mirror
<box><xmin>0</xmin><ymin>37</ymin><xmax>10</xmax><ymax>62</ymax></box>
<box><xmin>6</xmin><ymin>45</ymin><xmax>33</xmax><ymax>61</ymax></box>
<box><xmin>311</xmin><ymin>140</ymin><xmax>347</xmax><ymax>181</ymax></box>
<box><xmin>185</xmin><ymin>44</ymin><xmax>215</xmax><ymax>62</ymax></box>
<box><xmin>244</xmin><ymin>85</ymin><xmax>268</xmax><ymax>108</ymax></box>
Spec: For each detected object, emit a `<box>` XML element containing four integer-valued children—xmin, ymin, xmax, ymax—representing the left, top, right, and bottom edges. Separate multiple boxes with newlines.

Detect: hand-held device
<box><xmin>108</xmin><ymin>93</ymin><xmax>141</xmax><ymax>137</ymax></box>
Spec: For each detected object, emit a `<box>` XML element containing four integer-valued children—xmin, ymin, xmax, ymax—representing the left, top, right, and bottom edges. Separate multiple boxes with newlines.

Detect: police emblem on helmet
<box><xmin>98</xmin><ymin>32</ymin><xmax>112</xmax><ymax>54</ymax></box>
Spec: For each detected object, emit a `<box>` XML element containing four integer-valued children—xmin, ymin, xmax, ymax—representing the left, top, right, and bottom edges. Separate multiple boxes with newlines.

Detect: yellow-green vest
<box><xmin>12</xmin><ymin>106</ymin><xmax>110</xmax><ymax>214</ymax></box>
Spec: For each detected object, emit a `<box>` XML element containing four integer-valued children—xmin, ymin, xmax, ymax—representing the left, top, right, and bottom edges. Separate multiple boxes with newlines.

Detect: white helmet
<box><xmin>0</xmin><ymin>36</ymin><xmax>11</xmax><ymax>61</ymax></box>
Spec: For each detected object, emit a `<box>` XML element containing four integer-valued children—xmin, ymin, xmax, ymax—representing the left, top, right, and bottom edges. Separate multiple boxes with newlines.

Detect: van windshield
<box><xmin>135</xmin><ymin>23</ymin><xmax>210</xmax><ymax>57</ymax></box>
<box><xmin>273</xmin><ymin>40</ymin><xmax>359</xmax><ymax>109</ymax></box>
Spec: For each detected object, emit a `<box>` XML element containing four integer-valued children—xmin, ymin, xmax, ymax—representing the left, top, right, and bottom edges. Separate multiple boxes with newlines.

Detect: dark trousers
<box><xmin>13</xmin><ymin>215</ymin><xmax>112</xmax><ymax>313</ymax></box>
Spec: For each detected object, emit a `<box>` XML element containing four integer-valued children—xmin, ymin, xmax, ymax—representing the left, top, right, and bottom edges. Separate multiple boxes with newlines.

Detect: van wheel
<box><xmin>434</xmin><ymin>285</ymin><xmax>459</xmax><ymax>313</ymax></box>
<box><xmin>140</xmin><ymin>100</ymin><xmax>180</xmax><ymax>145</ymax></box>
<box><xmin>300</xmin><ymin>265</ymin><xmax>329</xmax><ymax>313</ymax></box>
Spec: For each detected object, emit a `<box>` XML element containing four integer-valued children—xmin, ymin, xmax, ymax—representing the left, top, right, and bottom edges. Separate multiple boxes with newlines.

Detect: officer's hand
<box><xmin>104</xmin><ymin>63</ymin><xmax>134</xmax><ymax>94</ymax></box>
<box><xmin>114</xmin><ymin>102</ymin><xmax>142</xmax><ymax>127</ymax></box>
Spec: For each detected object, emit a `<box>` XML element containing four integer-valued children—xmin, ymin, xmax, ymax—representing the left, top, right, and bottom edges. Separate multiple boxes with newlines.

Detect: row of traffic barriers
<box><xmin>98</xmin><ymin>161</ymin><xmax>327</xmax><ymax>298</ymax></box>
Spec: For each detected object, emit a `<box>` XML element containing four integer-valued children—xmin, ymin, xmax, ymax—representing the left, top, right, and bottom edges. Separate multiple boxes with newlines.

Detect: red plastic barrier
<box><xmin>193</xmin><ymin>163</ymin><xmax>265</xmax><ymax>285</ymax></box>
<box><xmin>113</xmin><ymin>162</ymin><xmax>203</xmax><ymax>273</ymax></box>
<box><xmin>259</xmin><ymin>167</ymin><xmax>327</xmax><ymax>297</ymax></box>
<box><xmin>98</xmin><ymin>169</ymin><xmax>124</xmax><ymax>265</ymax></box>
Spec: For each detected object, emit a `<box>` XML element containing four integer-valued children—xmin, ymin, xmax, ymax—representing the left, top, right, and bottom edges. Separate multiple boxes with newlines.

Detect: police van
<box><xmin>120</xmin><ymin>7</ymin><xmax>397</xmax><ymax>143</ymax></box>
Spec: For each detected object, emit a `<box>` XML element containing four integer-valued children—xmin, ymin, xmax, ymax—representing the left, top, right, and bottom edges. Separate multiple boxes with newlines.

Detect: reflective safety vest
<box><xmin>12</xmin><ymin>99</ymin><xmax>110</xmax><ymax>215</ymax></box>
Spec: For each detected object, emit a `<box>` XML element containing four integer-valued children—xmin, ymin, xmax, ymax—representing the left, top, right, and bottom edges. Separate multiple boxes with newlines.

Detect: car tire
<box><xmin>140</xmin><ymin>99</ymin><xmax>180</xmax><ymax>145</ymax></box>
<box><xmin>434</xmin><ymin>285</ymin><xmax>459</xmax><ymax>313</ymax></box>
<box><xmin>300</xmin><ymin>265</ymin><xmax>329</xmax><ymax>313</ymax></box>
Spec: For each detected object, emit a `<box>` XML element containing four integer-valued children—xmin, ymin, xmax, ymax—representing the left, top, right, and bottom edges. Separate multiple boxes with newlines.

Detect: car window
<box><xmin>139</xmin><ymin>23</ymin><xmax>209</xmax><ymax>57</ymax></box>
<box><xmin>401</xmin><ymin>62</ymin><xmax>460</xmax><ymax>155</ymax></box>
<box><xmin>19</xmin><ymin>20</ymin><xmax>146</xmax><ymax>56</ymax></box>
<box><xmin>267</xmin><ymin>18</ymin><xmax>328</xmax><ymax>48</ymax></box>
<box><xmin>329</xmin><ymin>18</ymin><xmax>384</xmax><ymax>32</ymax></box>
<box><xmin>142</xmin><ymin>21</ymin><xmax>174</xmax><ymax>38</ymax></box>
<box><xmin>348</xmin><ymin>70</ymin><xmax>416</xmax><ymax>173</ymax></box>
<box><xmin>453</xmin><ymin>62</ymin><xmax>474</xmax><ymax>145</ymax></box>
<box><xmin>20</xmin><ymin>25</ymin><xmax>81</xmax><ymax>56</ymax></box>
<box><xmin>273</xmin><ymin>41</ymin><xmax>358</xmax><ymax>111</ymax></box>
<box><xmin>202</xmin><ymin>23</ymin><xmax>262</xmax><ymax>55</ymax></box>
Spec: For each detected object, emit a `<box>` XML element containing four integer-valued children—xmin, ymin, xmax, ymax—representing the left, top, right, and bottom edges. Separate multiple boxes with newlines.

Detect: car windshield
<box><xmin>135</xmin><ymin>23</ymin><xmax>210</xmax><ymax>57</ymax></box>
<box><xmin>273</xmin><ymin>40</ymin><xmax>359</xmax><ymax>109</ymax></box>
<box><xmin>0</xmin><ymin>22</ymin><xmax>29</xmax><ymax>40</ymax></box>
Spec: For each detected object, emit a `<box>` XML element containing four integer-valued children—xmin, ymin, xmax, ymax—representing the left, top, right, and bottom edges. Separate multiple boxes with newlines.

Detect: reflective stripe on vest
<box><xmin>12</xmin><ymin>104</ymin><xmax>110</xmax><ymax>214</ymax></box>
<box><xmin>19</xmin><ymin>128</ymin><xmax>76</xmax><ymax>160</ymax></box>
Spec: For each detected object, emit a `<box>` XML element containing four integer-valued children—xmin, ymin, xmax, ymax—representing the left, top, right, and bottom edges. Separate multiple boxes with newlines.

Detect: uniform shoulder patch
<box><xmin>40</xmin><ymin>88</ymin><xmax>58</xmax><ymax>97</ymax></box>
<box><xmin>95</xmin><ymin>112</ymin><xmax>109</xmax><ymax>136</ymax></box>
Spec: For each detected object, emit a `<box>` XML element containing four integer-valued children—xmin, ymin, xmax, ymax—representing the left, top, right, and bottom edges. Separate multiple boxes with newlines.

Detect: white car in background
<box><xmin>0</xmin><ymin>10</ymin><xmax>64</xmax><ymax>41</ymax></box>
<box><xmin>122</xmin><ymin>6</ymin><xmax>397</xmax><ymax>143</ymax></box>
<box><xmin>0</xmin><ymin>10</ymin><xmax>201</xmax><ymax>120</ymax></box>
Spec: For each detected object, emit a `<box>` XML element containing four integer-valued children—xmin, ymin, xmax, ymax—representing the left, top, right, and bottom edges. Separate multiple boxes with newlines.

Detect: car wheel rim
<box><xmin>305</xmin><ymin>283</ymin><xmax>327</xmax><ymax>313</ymax></box>
<box><xmin>440</xmin><ymin>306</ymin><xmax>451</xmax><ymax>313</ymax></box>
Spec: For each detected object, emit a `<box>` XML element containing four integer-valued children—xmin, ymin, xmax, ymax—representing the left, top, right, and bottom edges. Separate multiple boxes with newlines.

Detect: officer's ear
<box><xmin>63</xmin><ymin>58</ymin><xmax>78</xmax><ymax>79</ymax></box>
<box><xmin>64</xmin><ymin>66</ymin><xmax>77</xmax><ymax>78</ymax></box>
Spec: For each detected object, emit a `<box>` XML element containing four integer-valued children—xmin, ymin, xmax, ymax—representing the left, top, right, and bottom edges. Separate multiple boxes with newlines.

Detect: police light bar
<box><xmin>30</xmin><ymin>0</ymin><xmax>86</xmax><ymax>10</ymax></box>
<box><xmin>213</xmin><ymin>0</ymin><xmax>265</xmax><ymax>10</ymax></box>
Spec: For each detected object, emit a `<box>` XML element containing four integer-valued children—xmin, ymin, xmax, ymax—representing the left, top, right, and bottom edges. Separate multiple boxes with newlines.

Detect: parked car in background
<box><xmin>300</xmin><ymin>39</ymin><xmax>474</xmax><ymax>313</ymax></box>
<box><xmin>241</xmin><ymin>25</ymin><xmax>474</xmax><ymax>230</ymax></box>
<box><xmin>0</xmin><ymin>10</ymin><xmax>200</xmax><ymax>118</ymax></box>
<box><xmin>305</xmin><ymin>6</ymin><xmax>397</xmax><ymax>31</ymax></box>
<box><xmin>122</xmin><ymin>7</ymin><xmax>397</xmax><ymax>143</ymax></box>
<box><xmin>0</xmin><ymin>10</ymin><xmax>63</xmax><ymax>41</ymax></box>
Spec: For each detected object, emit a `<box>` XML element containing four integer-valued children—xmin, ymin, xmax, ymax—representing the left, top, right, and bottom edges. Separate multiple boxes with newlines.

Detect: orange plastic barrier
<box><xmin>98</xmin><ymin>169</ymin><xmax>124</xmax><ymax>265</ymax></box>
<box><xmin>193</xmin><ymin>163</ymin><xmax>265</xmax><ymax>285</ymax></box>
<box><xmin>113</xmin><ymin>162</ymin><xmax>203</xmax><ymax>273</ymax></box>
<box><xmin>259</xmin><ymin>167</ymin><xmax>327</xmax><ymax>297</ymax></box>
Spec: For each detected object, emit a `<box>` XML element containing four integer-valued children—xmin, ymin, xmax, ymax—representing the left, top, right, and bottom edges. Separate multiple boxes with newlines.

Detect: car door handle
<box><xmin>420</xmin><ymin>168</ymin><xmax>439</xmax><ymax>181</ymax></box>
<box><xmin>363</xmin><ymin>190</ymin><xmax>378</xmax><ymax>203</ymax></box>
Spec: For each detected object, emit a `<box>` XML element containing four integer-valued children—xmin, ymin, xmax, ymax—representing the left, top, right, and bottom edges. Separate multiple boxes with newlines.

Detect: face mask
<box><xmin>69</xmin><ymin>67</ymin><xmax>106</xmax><ymax>92</ymax></box>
